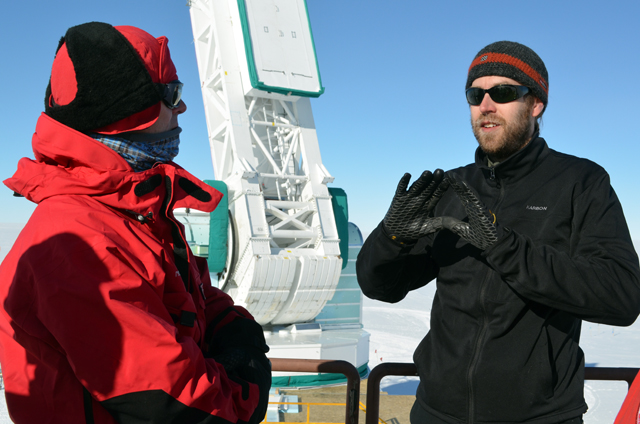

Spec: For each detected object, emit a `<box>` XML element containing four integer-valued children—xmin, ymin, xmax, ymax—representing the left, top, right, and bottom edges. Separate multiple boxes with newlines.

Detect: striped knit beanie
<box><xmin>466</xmin><ymin>41</ymin><xmax>548</xmax><ymax>107</ymax></box>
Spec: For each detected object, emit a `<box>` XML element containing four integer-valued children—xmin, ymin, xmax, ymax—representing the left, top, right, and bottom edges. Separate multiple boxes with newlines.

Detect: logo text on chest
<box><xmin>526</xmin><ymin>205</ymin><xmax>547</xmax><ymax>211</ymax></box>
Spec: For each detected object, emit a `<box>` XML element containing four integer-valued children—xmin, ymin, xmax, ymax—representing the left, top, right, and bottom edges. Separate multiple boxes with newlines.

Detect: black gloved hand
<box><xmin>235</xmin><ymin>349</ymin><xmax>271</xmax><ymax>424</ymax></box>
<box><xmin>383</xmin><ymin>169</ymin><xmax>449</xmax><ymax>243</ymax></box>
<box><xmin>207</xmin><ymin>316</ymin><xmax>271</xmax><ymax>424</ymax></box>
<box><xmin>441</xmin><ymin>175</ymin><xmax>501</xmax><ymax>250</ymax></box>
<box><xmin>214</xmin><ymin>345</ymin><xmax>271</xmax><ymax>424</ymax></box>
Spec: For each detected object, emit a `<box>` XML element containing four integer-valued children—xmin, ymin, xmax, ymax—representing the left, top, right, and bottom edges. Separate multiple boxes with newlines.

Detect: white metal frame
<box><xmin>189</xmin><ymin>0</ymin><xmax>342</xmax><ymax>325</ymax></box>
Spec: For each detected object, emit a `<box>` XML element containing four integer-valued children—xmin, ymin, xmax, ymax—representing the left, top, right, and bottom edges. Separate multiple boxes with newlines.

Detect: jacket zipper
<box><xmin>467</xmin><ymin>268</ymin><xmax>491</xmax><ymax>424</ymax></box>
<box><xmin>489</xmin><ymin>167</ymin><xmax>501</xmax><ymax>189</ymax></box>
<box><xmin>467</xmin><ymin>168</ymin><xmax>506</xmax><ymax>423</ymax></box>
<box><xmin>163</xmin><ymin>179</ymin><xmax>207</xmax><ymax>339</ymax></box>
<box><xmin>489</xmin><ymin>167</ymin><xmax>506</xmax><ymax>215</ymax></box>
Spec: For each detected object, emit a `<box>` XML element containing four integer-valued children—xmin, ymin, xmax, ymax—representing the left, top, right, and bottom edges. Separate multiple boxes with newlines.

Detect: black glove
<box><xmin>214</xmin><ymin>346</ymin><xmax>271</xmax><ymax>424</ymax></box>
<box><xmin>208</xmin><ymin>317</ymin><xmax>271</xmax><ymax>424</ymax></box>
<box><xmin>441</xmin><ymin>175</ymin><xmax>501</xmax><ymax>250</ymax></box>
<box><xmin>383</xmin><ymin>169</ymin><xmax>449</xmax><ymax>242</ymax></box>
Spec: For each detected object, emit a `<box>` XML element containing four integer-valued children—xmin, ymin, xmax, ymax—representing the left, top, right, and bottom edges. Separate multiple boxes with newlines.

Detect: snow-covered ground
<box><xmin>1</xmin><ymin>223</ymin><xmax>639</xmax><ymax>423</ymax></box>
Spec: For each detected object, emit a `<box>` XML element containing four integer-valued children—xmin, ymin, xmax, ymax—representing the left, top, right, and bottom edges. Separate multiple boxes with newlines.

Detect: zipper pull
<box><xmin>135</xmin><ymin>211</ymin><xmax>154</xmax><ymax>223</ymax></box>
<box><xmin>489</xmin><ymin>167</ymin><xmax>501</xmax><ymax>188</ymax></box>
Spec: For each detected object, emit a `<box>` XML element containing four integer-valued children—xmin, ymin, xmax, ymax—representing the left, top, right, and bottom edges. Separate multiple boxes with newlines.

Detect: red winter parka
<box><xmin>0</xmin><ymin>113</ymin><xmax>260</xmax><ymax>423</ymax></box>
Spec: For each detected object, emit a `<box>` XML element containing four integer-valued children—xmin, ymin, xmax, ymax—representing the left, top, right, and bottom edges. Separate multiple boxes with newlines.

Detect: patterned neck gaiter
<box><xmin>90</xmin><ymin>127</ymin><xmax>181</xmax><ymax>172</ymax></box>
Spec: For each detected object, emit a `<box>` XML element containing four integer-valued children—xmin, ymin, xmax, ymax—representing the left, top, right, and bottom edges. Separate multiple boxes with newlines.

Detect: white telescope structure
<box><xmin>185</xmin><ymin>0</ymin><xmax>369</xmax><ymax>384</ymax></box>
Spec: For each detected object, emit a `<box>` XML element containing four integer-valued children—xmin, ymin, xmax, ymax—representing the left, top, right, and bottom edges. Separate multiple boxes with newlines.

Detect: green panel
<box><xmin>333</xmin><ymin>275</ymin><xmax>359</xmax><ymax>290</ymax></box>
<box><xmin>328</xmin><ymin>187</ymin><xmax>349</xmax><ymax>269</ymax></box>
<box><xmin>236</xmin><ymin>0</ymin><xmax>325</xmax><ymax>98</ymax></box>
<box><xmin>314</xmin><ymin>304</ymin><xmax>361</xmax><ymax>322</ymax></box>
<box><xmin>204</xmin><ymin>180</ymin><xmax>228</xmax><ymax>273</ymax></box>
<box><xmin>325</xmin><ymin>290</ymin><xmax>361</xmax><ymax>305</ymax></box>
<box><xmin>341</xmin><ymin>259</ymin><xmax>357</xmax><ymax>275</ymax></box>
<box><xmin>272</xmin><ymin>363</ymin><xmax>368</xmax><ymax>388</ymax></box>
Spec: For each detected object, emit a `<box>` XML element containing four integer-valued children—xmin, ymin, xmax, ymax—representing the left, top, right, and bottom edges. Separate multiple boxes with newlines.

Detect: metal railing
<box><xmin>263</xmin><ymin>400</ymin><xmax>350</xmax><ymax>424</ymax></box>
<box><xmin>365</xmin><ymin>363</ymin><xmax>418</xmax><ymax>424</ymax></box>
<box><xmin>364</xmin><ymin>363</ymin><xmax>640</xmax><ymax>424</ymax></box>
<box><xmin>1</xmin><ymin>361</ymin><xmax>637</xmax><ymax>423</ymax></box>
<box><xmin>584</xmin><ymin>366</ymin><xmax>639</xmax><ymax>388</ymax></box>
<box><xmin>270</xmin><ymin>358</ymin><xmax>361</xmax><ymax>424</ymax></box>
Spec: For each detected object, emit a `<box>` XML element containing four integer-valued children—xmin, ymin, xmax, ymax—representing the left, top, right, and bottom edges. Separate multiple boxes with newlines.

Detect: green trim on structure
<box><xmin>204</xmin><ymin>180</ymin><xmax>228</xmax><ymax>273</ymax></box>
<box><xmin>236</xmin><ymin>0</ymin><xmax>325</xmax><ymax>98</ymax></box>
<box><xmin>272</xmin><ymin>363</ymin><xmax>369</xmax><ymax>388</ymax></box>
<box><xmin>328</xmin><ymin>187</ymin><xmax>349</xmax><ymax>269</ymax></box>
<box><xmin>302</xmin><ymin>0</ymin><xmax>324</xmax><ymax>93</ymax></box>
<box><xmin>236</xmin><ymin>0</ymin><xmax>259</xmax><ymax>91</ymax></box>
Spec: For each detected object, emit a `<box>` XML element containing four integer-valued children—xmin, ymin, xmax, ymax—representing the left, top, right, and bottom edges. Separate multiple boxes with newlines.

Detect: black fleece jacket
<box><xmin>357</xmin><ymin>136</ymin><xmax>640</xmax><ymax>424</ymax></box>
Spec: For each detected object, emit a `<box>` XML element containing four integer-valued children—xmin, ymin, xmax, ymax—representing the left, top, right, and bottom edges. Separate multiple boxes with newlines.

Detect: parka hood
<box><xmin>4</xmin><ymin>113</ymin><xmax>221</xmax><ymax>216</ymax></box>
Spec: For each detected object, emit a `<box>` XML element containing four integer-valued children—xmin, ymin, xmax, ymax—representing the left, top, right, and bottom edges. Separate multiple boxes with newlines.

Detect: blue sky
<box><xmin>1</xmin><ymin>0</ymin><xmax>639</xmax><ymax>240</ymax></box>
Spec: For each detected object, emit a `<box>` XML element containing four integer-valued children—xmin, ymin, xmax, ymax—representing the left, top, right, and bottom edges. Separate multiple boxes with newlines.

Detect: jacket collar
<box><xmin>474</xmin><ymin>133</ymin><xmax>550</xmax><ymax>182</ymax></box>
<box><xmin>4</xmin><ymin>113</ymin><xmax>222</xmax><ymax>216</ymax></box>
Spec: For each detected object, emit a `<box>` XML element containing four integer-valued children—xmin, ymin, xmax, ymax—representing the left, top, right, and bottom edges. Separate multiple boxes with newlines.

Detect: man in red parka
<box><xmin>0</xmin><ymin>22</ymin><xmax>270</xmax><ymax>423</ymax></box>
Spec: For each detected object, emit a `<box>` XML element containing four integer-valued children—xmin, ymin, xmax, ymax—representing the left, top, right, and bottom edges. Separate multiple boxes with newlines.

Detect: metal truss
<box><xmin>189</xmin><ymin>0</ymin><xmax>341</xmax><ymax>325</ymax></box>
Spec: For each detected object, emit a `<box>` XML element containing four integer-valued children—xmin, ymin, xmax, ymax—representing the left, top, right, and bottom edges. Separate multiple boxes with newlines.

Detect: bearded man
<box><xmin>357</xmin><ymin>41</ymin><xmax>640</xmax><ymax>424</ymax></box>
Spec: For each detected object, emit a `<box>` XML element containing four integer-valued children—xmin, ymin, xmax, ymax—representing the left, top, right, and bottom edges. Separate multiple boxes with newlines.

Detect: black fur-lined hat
<box><xmin>45</xmin><ymin>22</ymin><xmax>179</xmax><ymax>134</ymax></box>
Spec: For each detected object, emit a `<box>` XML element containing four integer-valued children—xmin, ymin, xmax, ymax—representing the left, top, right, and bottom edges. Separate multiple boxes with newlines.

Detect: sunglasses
<box><xmin>162</xmin><ymin>80</ymin><xmax>184</xmax><ymax>109</ymax></box>
<box><xmin>466</xmin><ymin>84</ymin><xmax>529</xmax><ymax>106</ymax></box>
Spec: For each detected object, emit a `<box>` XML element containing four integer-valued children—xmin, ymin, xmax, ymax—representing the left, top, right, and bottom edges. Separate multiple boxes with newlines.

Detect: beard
<box><xmin>471</xmin><ymin>99</ymin><xmax>535</xmax><ymax>162</ymax></box>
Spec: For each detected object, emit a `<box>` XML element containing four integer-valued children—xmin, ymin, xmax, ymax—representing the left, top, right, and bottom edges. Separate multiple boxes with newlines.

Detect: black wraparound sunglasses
<box><xmin>162</xmin><ymin>80</ymin><xmax>184</xmax><ymax>109</ymax></box>
<box><xmin>466</xmin><ymin>84</ymin><xmax>529</xmax><ymax>106</ymax></box>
